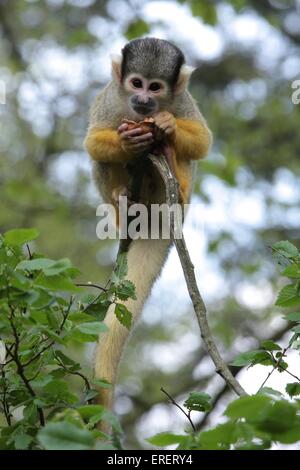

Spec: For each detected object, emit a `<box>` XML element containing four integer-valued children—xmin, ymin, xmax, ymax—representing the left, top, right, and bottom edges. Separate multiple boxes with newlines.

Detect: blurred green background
<box><xmin>1</xmin><ymin>0</ymin><xmax>300</xmax><ymax>449</ymax></box>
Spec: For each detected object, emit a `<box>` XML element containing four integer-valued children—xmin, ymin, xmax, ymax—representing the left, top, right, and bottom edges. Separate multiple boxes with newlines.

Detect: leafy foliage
<box><xmin>0</xmin><ymin>229</ymin><xmax>136</xmax><ymax>450</ymax></box>
<box><xmin>148</xmin><ymin>241</ymin><xmax>300</xmax><ymax>450</ymax></box>
<box><xmin>184</xmin><ymin>392</ymin><xmax>212</xmax><ymax>413</ymax></box>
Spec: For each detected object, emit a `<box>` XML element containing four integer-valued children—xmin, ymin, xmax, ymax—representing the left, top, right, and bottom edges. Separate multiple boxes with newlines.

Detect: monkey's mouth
<box><xmin>133</xmin><ymin>105</ymin><xmax>156</xmax><ymax>116</ymax></box>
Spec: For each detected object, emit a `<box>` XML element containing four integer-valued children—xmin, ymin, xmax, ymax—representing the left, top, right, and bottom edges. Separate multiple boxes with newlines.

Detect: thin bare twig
<box><xmin>26</xmin><ymin>244</ymin><xmax>32</xmax><ymax>260</ymax></box>
<box><xmin>257</xmin><ymin>343</ymin><xmax>300</xmax><ymax>392</ymax></box>
<box><xmin>149</xmin><ymin>154</ymin><xmax>246</xmax><ymax>398</ymax></box>
<box><xmin>278</xmin><ymin>365</ymin><xmax>300</xmax><ymax>383</ymax></box>
<box><xmin>75</xmin><ymin>283</ymin><xmax>106</xmax><ymax>292</ymax></box>
<box><xmin>257</xmin><ymin>347</ymin><xmax>289</xmax><ymax>392</ymax></box>
<box><xmin>160</xmin><ymin>387</ymin><xmax>195</xmax><ymax>431</ymax></box>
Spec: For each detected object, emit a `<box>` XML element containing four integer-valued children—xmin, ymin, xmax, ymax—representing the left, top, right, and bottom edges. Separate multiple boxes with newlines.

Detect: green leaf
<box><xmin>43</xmin><ymin>259</ymin><xmax>72</xmax><ymax>276</ymax></box>
<box><xmin>275</xmin><ymin>284</ymin><xmax>300</xmax><ymax>307</ymax></box>
<box><xmin>147</xmin><ymin>432</ymin><xmax>187</xmax><ymax>447</ymax></box>
<box><xmin>43</xmin><ymin>379</ymin><xmax>77</xmax><ymax>404</ymax></box>
<box><xmin>115</xmin><ymin>303</ymin><xmax>132</xmax><ymax>329</ymax></box>
<box><xmin>273</xmin><ymin>241</ymin><xmax>299</xmax><ymax>259</ymax></box>
<box><xmin>4</xmin><ymin>228</ymin><xmax>39</xmax><ymax>246</ymax></box>
<box><xmin>286</xmin><ymin>382</ymin><xmax>300</xmax><ymax>398</ymax></box>
<box><xmin>17</xmin><ymin>257</ymin><xmax>72</xmax><ymax>276</ymax></box>
<box><xmin>282</xmin><ymin>264</ymin><xmax>300</xmax><ymax>279</ymax></box>
<box><xmin>17</xmin><ymin>258</ymin><xmax>56</xmax><ymax>272</ymax></box>
<box><xmin>274</xmin><ymin>425</ymin><xmax>300</xmax><ymax>444</ymax></box>
<box><xmin>94</xmin><ymin>442</ymin><xmax>117</xmax><ymax>450</ymax></box>
<box><xmin>54</xmin><ymin>350</ymin><xmax>80</xmax><ymax>369</ymax></box>
<box><xmin>77</xmin><ymin>404</ymin><xmax>104</xmax><ymax>421</ymax></box>
<box><xmin>278</xmin><ymin>360</ymin><xmax>288</xmax><ymax>371</ymax></box>
<box><xmin>230</xmin><ymin>0</ymin><xmax>247</xmax><ymax>11</ymax></box>
<box><xmin>39</xmin><ymin>326</ymin><xmax>65</xmax><ymax>344</ymax></box>
<box><xmin>115</xmin><ymin>280</ymin><xmax>136</xmax><ymax>301</ymax></box>
<box><xmin>189</xmin><ymin>1</ymin><xmax>217</xmax><ymax>24</ymax></box>
<box><xmin>31</xmin><ymin>374</ymin><xmax>54</xmax><ymax>388</ymax></box>
<box><xmin>68</xmin><ymin>330</ymin><xmax>96</xmax><ymax>343</ymax></box>
<box><xmin>14</xmin><ymin>433</ymin><xmax>33</xmax><ymax>450</ymax></box>
<box><xmin>11</xmin><ymin>290</ymin><xmax>40</xmax><ymax>306</ymax></box>
<box><xmin>260</xmin><ymin>340</ymin><xmax>281</xmax><ymax>351</ymax></box>
<box><xmin>291</xmin><ymin>340</ymin><xmax>300</xmax><ymax>350</ymax></box>
<box><xmin>258</xmin><ymin>387</ymin><xmax>283</xmax><ymax>398</ymax></box>
<box><xmin>76</xmin><ymin>321</ymin><xmax>108</xmax><ymax>335</ymax></box>
<box><xmin>285</xmin><ymin>311</ymin><xmax>300</xmax><ymax>322</ymax></box>
<box><xmin>257</xmin><ymin>400</ymin><xmax>297</xmax><ymax>434</ymax></box>
<box><xmin>230</xmin><ymin>350</ymin><xmax>273</xmax><ymax>367</ymax></box>
<box><xmin>100</xmin><ymin>410</ymin><xmax>122</xmax><ymax>435</ymax></box>
<box><xmin>125</xmin><ymin>19</ymin><xmax>150</xmax><ymax>40</ymax></box>
<box><xmin>91</xmin><ymin>378</ymin><xmax>112</xmax><ymax>389</ymax></box>
<box><xmin>23</xmin><ymin>403</ymin><xmax>38</xmax><ymax>423</ymax></box>
<box><xmin>38</xmin><ymin>422</ymin><xmax>94</xmax><ymax>450</ymax></box>
<box><xmin>112</xmin><ymin>253</ymin><xmax>128</xmax><ymax>282</ymax></box>
<box><xmin>84</xmin><ymin>390</ymin><xmax>98</xmax><ymax>402</ymax></box>
<box><xmin>289</xmin><ymin>333</ymin><xmax>300</xmax><ymax>348</ymax></box>
<box><xmin>84</xmin><ymin>300</ymin><xmax>109</xmax><ymax>320</ymax></box>
<box><xmin>231</xmin><ymin>350</ymin><xmax>260</xmax><ymax>366</ymax></box>
<box><xmin>68</xmin><ymin>321</ymin><xmax>107</xmax><ymax>343</ymax></box>
<box><xmin>35</xmin><ymin>274</ymin><xmax>81</xmax><ymax>292</ymax></box>
<box><xmin>184</xmin><ymin>392</ymin><xmax>212</xmax><ymax>413</ymax></box>
<box><xmin>198</xmin><ymin>422</ymin><xmax>242</xmax><ymax>450</ymax></box>
<box><xmin>225</xmin><ymin>395</ymin><xmax>272</xmax><ymax>421</ymax></box>
<box><xmin>68</xmin><ymin>312</ymin><xmax>96</xmax><ymax>323</ymax></box>
<box><xmin>9</xmin><ymin>270</ymin><xmax>31</xmax><ymax>290</ymax></box>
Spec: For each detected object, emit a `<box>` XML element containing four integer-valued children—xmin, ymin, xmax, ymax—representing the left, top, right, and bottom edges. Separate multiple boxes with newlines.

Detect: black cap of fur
<box><xmin>121</xmin><ymin>37</ymin><xmax>185</xmax><ymax>87</ymax></box>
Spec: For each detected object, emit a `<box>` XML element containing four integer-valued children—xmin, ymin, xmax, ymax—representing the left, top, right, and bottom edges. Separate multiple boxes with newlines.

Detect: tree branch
<box><xmin>0</xmin><ymin>366</ymin><xmax>11</xmax><ymax>426</ymax></box>
<box><xmin>7</xmin><ymin>310</ymin><xmax>45</xmax><ymax>427</ymax></box>
<box><xmin>148</xmin><ymin>154</ymin><xmax>246</xmax><ymax>397</ymax></box>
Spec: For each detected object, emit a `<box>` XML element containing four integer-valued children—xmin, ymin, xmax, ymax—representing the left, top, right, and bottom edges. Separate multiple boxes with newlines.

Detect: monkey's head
<box><xmin>111</xmin><ymin>38</ymin><xmax>195</xmax><ymax>118</ymax></box>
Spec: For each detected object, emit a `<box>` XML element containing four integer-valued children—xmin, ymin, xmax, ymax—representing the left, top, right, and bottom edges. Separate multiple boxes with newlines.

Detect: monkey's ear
<box><xmin>111</xmin><ymin>53</ymin><xmax>122</xmax><ymax>82</ymax></box>
<box><xmin>174</xmin><ymin>65</ymin><xmax>195</xmax><ymax>94</ymax></box>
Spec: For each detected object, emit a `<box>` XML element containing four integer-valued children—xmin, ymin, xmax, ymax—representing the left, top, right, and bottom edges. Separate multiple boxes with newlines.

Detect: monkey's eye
<box><xmin>149</xmin><ymin>82</ymin><xmax>161</xmax><ymax>92</ymax></box>
<box><xmin>131</xmin><ymin>78</ymin><xmax>143</xmax><ymax>88</ymax></box>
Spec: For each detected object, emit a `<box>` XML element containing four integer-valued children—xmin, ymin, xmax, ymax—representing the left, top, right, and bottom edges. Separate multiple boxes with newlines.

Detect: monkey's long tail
<box><xmin>94</xmin><ymin>238</ymin><xmax>170</xmax><ymax>411</ymax></box>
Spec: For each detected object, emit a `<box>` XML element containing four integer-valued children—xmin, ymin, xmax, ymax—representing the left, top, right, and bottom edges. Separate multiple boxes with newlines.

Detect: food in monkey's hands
<box><xmin>122</xmin><ymin>117</ymin><xmax>164</xmax><ymax>142</ymax></box>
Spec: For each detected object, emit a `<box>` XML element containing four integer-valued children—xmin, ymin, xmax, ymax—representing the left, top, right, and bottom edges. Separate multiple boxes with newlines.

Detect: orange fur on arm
<box><xmin>84</xmin><ymin>127</ymin><xmax>132</xmax><ymax>163</ymax></box>
<box><xmin>172</xmin><ymin>118</ymin><xmax>212</xmax><ymax>161</ymax></box>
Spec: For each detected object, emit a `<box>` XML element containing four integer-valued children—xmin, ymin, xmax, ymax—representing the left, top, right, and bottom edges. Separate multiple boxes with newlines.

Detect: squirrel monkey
<box><xmin>84</xmin><ymin>38</ymin><xmax>212</xmax><ymax>415</ymax></box>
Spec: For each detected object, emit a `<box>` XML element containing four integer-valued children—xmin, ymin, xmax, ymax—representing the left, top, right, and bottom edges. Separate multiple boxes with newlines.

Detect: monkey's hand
<box><xmin>153</xmin><ymin>111</ymin><xmax>177</xmax><ymax>136</ymax></box>
<box><xmin>118</xmin><ymin>123</ymin><xmax>154</xmax><ymax>156</ymax></box>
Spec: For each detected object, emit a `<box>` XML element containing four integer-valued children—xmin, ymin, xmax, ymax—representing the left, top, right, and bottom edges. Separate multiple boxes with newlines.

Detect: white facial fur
<box><xmin>123</xmin><ymin>73</ymin><xmax>170</xmax><ymax>117</ymax></box>
<box><xmin>110</xmin><ymin>55</ymin><xmax>196</xmax><ymax>118</ymax></box>
<box><xmin>123</xmin><ymin>73</ymin><xmax>169</xmax><ymax>98</ymax></box>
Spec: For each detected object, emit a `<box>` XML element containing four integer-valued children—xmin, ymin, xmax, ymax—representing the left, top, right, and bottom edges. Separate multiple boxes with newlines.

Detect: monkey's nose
<box><xmin>137</xmin><ymin>95</ymin><xmax>150</xmax><ymax>104</ymax></box>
